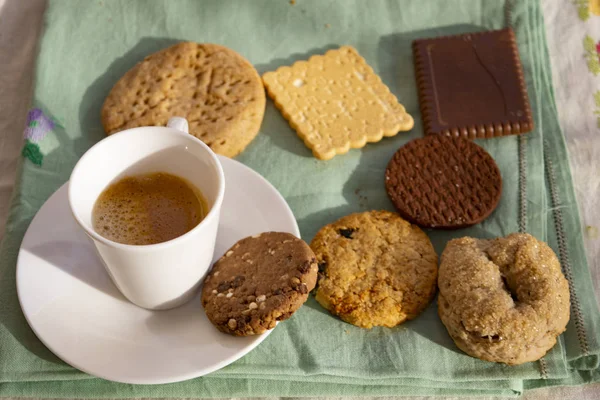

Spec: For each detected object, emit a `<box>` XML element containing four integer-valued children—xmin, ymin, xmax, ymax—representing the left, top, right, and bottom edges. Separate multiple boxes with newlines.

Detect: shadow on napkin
<box><xmin>254</xmin><ymin>44</ymin><xmax>339</xmax><ymax>76</ymax></box>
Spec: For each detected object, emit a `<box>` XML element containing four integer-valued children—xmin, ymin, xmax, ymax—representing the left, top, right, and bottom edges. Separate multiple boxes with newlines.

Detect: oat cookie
<box><xmin>102</xmin><ymin>42</ymin><xmax>266</xmax><ymax>157</ymax></box>
<box><xmin>311</xmin><ymin>211</ymin><xmax>438</xmax><ymax>329</ymax></box>
<box><xmin>201</xmin><ymin>232</ymin><xmax>318</xmax><ymax>336</ymax></box>
<box><xmin>262</xmin><ymin>46</ymin><xmax>414</xmax><ymax>160</ymax></box>
<box><xmin>438</xmin><ymin>233</ymin><xmax>570</xmax><ymax>365</ymax></box>
<box><xmin>385</xmin><ymin>135</ymin><xmax>502</xmax><ymax>229</ymax></box>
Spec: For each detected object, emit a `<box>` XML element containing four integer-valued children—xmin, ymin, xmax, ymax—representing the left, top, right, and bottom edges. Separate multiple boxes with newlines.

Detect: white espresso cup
<box><xmin>68</xmin><ymin>117</ymin><xmax>225</xmax><ymax>310</ymax></box>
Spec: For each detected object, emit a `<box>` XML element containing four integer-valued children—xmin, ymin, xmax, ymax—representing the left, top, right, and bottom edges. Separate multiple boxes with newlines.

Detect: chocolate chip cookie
<box><xmin>438</xmin><ymin>233</ymin><xmax>570</xmax><ymax>365</ymax></box>
<box><xmin>311</xmin><ymin>210</ymin><xmax>438</xmax><ymax>329</ymax></box>
<box><xmin>201</xmin><ymin>232</ymin><xmax>318</xmax><ymax>336</ymax></box>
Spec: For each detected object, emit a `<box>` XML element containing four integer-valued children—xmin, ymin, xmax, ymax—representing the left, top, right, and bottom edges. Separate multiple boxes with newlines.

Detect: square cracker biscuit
<box><xmin>262</xmin><ymin>46</ymin><xmax>414</xmax><ymax>160</ymax></box>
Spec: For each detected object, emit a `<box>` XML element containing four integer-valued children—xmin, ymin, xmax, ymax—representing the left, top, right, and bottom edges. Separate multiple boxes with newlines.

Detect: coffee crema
<box><xmin>92</xmin><ymin>172</ymin><xmax>207</xmax><ymax>245</ymax></box>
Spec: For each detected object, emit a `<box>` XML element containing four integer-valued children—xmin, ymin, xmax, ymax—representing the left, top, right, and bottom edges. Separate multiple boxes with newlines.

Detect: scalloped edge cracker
<box><xmin>262</xmin><ymin>46</ymin><xmax>414</xmax><ymax>160</ymax></box>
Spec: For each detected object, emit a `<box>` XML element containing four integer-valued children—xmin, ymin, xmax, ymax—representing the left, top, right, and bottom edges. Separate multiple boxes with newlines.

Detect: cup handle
<box><xmin>167</xmin><ymin>117</ymin><xmax>189</xmax><ymax>133</ymax></box>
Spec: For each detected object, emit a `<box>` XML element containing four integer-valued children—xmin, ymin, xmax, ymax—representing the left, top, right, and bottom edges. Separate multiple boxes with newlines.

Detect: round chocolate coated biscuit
<box><xmin>201</xmin><ymin>232</ymin><xmax>318</xmax><ymax>336</ymax></box>
<box><xmin>385</xmin><ymin>136</ymin><xmax>502</xmax><ymax>229</ymax></box>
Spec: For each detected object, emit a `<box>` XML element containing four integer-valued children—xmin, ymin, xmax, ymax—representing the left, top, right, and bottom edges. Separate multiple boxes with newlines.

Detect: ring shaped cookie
<box><xmin>438</xmin><ymin>233</ymin><xmax>570</xmax><ymax>365</ymax></box>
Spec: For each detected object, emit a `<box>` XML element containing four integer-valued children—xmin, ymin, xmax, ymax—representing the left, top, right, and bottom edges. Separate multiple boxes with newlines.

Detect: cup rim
<box><xmin>68</xmin><ymin>126</ymin><xmax>225</xmax><ymax>251</ymax></box>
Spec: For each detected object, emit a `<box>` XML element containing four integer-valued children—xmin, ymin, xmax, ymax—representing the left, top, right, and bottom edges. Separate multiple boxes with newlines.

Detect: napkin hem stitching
<box><xmin>544</xmin><ymin>139</ymin><xmax>590</xmax><ymax>356</ymax></box>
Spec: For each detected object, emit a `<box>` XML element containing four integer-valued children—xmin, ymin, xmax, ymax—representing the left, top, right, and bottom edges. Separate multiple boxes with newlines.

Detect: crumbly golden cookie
<box><xmin>102</xmin><ymin>42</ymin><xmax>266</xmax><ymax>157</ymax></box>
<box><xmin>438</xmin><ymin>233</ymin><xmax>570</xmax><ymax>365</ymax></box>
<box><xmin>262</xmin><ymin>46</ymin><xmax>414</xmax><ymax>160</ymax></box>
<box><xmin>201</xmin><ymin>232</ymin><xmax>318</xmax><ymax>336</ymax></box>
<box><xmin>311</xmin><ymin>211</ymin><xmax>438</xmax><ymax>328</ymax></box>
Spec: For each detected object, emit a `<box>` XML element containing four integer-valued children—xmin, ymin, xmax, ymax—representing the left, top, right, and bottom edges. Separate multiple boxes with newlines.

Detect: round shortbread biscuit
<box><xmin>438</xmin><ymin>233</ymin><xmax>570</xmax><ymax>365</ymax></box>
<box><xmin>311</xmin><ymin>210</ymin><xmax>438</xmax><ymax>329</ymax></box>
<box><xmin>201</xmin><ymin>232</ymin><xmax>318</xmax><ymax>336</ymax></box>
<box><xmin>101</xmin><ymin>42</ymin><xmax>266</xmax><ymax>158</ymax></box>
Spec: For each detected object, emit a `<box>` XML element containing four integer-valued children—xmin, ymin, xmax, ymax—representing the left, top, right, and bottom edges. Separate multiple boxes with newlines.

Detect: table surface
<box><xmin>0</xmin><ymin>0</ymin><xmax>598</xmax><ymax>399</ymax></box>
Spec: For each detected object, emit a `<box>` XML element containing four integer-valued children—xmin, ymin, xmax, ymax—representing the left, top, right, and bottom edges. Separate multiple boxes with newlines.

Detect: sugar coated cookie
<box><xmin>438</xmin><ymin>233</ymin><xmax>570</xmax><ymax>365</ymax></box>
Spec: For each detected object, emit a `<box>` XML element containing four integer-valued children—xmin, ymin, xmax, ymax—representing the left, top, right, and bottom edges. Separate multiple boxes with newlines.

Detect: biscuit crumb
<box><xmin>290</xmin><ymin>0</ymin><xmax>296</xmax><ymax>4</ymax></box>
<box><xmin>325</xmin><ymin>23</ymin><xmax>331</xmax><ymax>28</ymax></box>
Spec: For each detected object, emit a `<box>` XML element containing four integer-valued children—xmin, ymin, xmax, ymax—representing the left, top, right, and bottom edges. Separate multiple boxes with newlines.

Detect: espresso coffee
<box><xmin>92</xmin><ymin>172</ymin><xmax>207</xmax><ymax>245</ymax></box>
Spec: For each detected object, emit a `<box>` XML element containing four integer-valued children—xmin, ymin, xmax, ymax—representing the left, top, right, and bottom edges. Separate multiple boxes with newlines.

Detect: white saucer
<box><xmin>16</xmin><ymin>156</ymin><xmax>299</xmax><ymax>385</ymax></box>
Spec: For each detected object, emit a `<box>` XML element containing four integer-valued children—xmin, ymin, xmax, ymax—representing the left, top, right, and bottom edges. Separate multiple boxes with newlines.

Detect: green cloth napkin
<box><xmin>1</xmin><ymin>0</ymin><xmax>599</xmax><ymax>397</ymax></box>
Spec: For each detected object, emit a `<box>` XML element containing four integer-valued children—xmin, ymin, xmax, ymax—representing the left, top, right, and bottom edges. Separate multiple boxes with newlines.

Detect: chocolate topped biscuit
<box><xmin>385</xmin><ymin>135</ymin><xmax>502</xmax><ymax>229</ymax></box>
<box><xmin>201</xmin><ymin>232</ymin><xmax>318</xmax><ymax>336</ymax></box>
<box><xmin>413</xmin><ymin>28</ymin><xmax>533</xmax><ymax>138</ymax></box>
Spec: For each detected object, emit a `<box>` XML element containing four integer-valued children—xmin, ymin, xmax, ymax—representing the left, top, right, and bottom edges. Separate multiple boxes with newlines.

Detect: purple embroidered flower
<box><xmin>23</xmin><ymin>108</ymin><xmax>55</xmax><ymax>143</ymax></box>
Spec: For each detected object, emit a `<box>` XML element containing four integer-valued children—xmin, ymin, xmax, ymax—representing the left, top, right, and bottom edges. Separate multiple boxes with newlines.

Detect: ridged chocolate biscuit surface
<box><xmin>385</xmin><ymin>135</ymin><xmax>502</xmax><ymax>229</ymax></box>
<box><xmin>201</xmin><ymin>232</ymin><xmax>318</xmax><ymax>336</ymax></box>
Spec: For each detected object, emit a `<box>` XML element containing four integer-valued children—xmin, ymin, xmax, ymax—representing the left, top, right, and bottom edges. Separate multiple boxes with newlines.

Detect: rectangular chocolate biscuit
<box><xmin>412</xmin><ymin>28</ymin><xmax>533</xmax><ymax>138</ymax></box>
